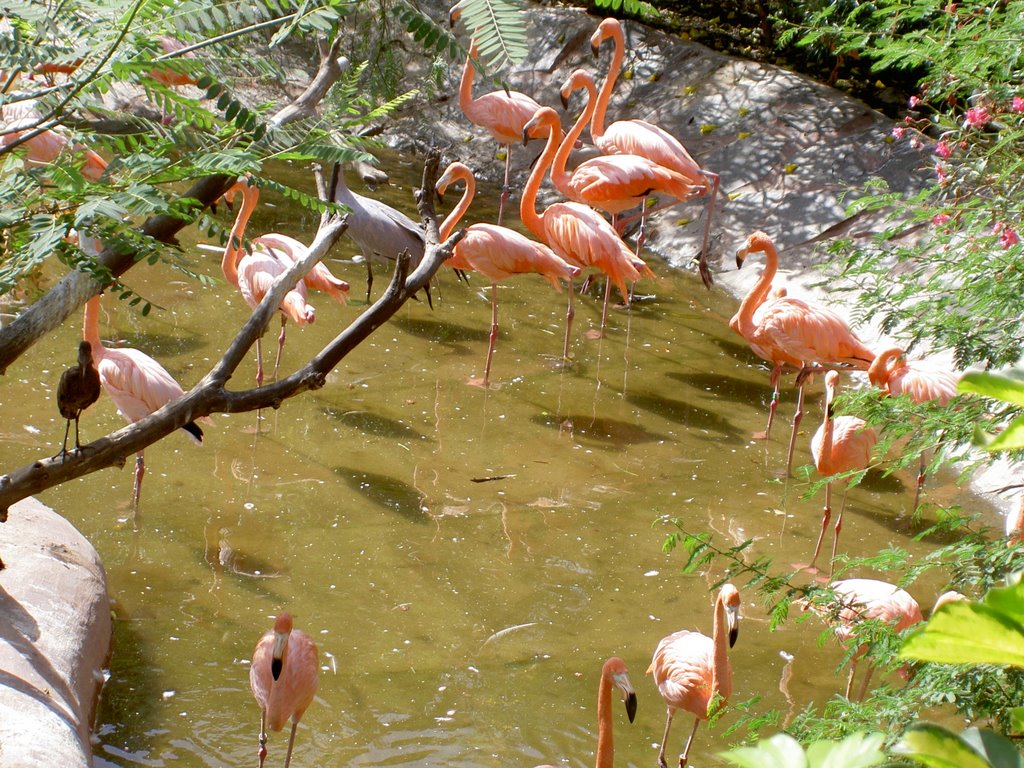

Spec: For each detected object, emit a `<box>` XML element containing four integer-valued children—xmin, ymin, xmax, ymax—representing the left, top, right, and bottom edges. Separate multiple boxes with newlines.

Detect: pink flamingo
<box><xmin>868</xmin><ymin>346</ymin><xmax>960</xmax><ymax>510</ymax></box>
<box><xmin>1006</xmin><ymin>496</ymin><xmax>1024</xmax><ymax>545</ymax></box>
<box><xmin>0</xmin><ymin>98</ymin><xmax>107</xmax><ymax>181</ymax></box>
<box><xmin>436</xmin><ymin>161</ymin><xmax>580</xmax><ymax>387</ymax></box>
<box><xmin>220</xmin><ymin>179</ymin><xmax>321</xmax><ymax>386</ymax></box>
<box><xmin>83</xmin><ymin>295</ymin><xmax>203</xmax><ymax>512</ymax></box>
<box><xmin>589</xmin><ymin>17</ymin><xmax>719</xmax><ymax>287</ymax></box>
<box><xmin>452</xmin><ymin>26</ymin><xmax>547</xmax><ymax>226</ymax></box>
<box><xmin>536</xmin><ymin>657</ymin><xmax>636</xmax><ymax>768</ymax></box>
<box><xmin>521</xmin><ymin>106</ymin><xmax>653</xmax><ymax>352</ymax></box>
<box><xmin>732</xmin><ymin>231</ymin><xmax>875</xmax><ymax>475</ymax></box>
<box><xmin>809</xmin><ymin>371</ymin><xmax>878</xmax><ymax>575</ymax></box>
<box><xmin>250</xmin><ymin>612</ymin><xmax>319</xmax><ymax>768</ymax></box>
<box><xmin>648</xmin><ymin>583</ymin><xmax>740</xmax><ymax>768</ymax></box>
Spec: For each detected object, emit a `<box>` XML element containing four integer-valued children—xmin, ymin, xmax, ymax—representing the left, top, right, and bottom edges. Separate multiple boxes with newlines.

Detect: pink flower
<box><xmin>910</xmin><ymin>137</ymin><xmax>923</xmax><ymax>149</ymax></box>
<box><xmin>909</xmin><ymin>95</ymin><xmax>921</xmax><ymax>108</ymax></box>
<box><xmin>892</xmin><ymin>125</ymin><xmax>906</xmax><ymax>139</ymax></box>
<box><xmin>932</xmin><ymin>213</ymin><xmax>951</xmax><ymax>225</ymax></box>
<box><xmin>934</xmin><ymin>140</ymin><xmax>952</xmax><ymax>159</ymax></box>
<box><xmin>1013</xmin><ymin>96</ymin><xmax>1024</xmax><ymax>114</ymax></box>
<box><xmin>995</xmin><ymin>222</ymin><xmax>1020</xmax><ymax>248</ymax></box>
<box><xmin>935</xmin><ymin>163</ymin><xmax>948</xmax><ymax>182</ymax></box>
<box><xmin>964</xmin><ymin>106</ymin><xmax>992</xmax><ymax>128</ymax></box>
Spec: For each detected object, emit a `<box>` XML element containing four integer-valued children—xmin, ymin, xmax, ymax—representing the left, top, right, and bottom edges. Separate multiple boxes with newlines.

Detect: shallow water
<box><xmin>0</xmin><ymin>156</ymin><xmax>999</xmax><ymax>768</ymax></box>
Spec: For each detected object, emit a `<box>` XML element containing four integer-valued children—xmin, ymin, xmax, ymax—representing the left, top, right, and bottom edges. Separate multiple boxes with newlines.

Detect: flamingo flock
<box><xmin>23</xmin><ymin>13</ymin><xmax>1001</xmax><ymax>768</ymax></box>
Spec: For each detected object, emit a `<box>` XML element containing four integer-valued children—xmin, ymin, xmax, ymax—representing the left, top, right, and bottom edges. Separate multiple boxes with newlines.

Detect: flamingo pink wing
<box><xmin>598</xmin><ymin>119</ymin><xmax>704</xmax><ymax>181</ymax></box>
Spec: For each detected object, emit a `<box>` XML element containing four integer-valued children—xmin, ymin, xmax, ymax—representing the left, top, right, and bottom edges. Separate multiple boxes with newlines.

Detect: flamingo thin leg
<box><xmin>255</xmin><ymin>337</ymin><xmax>265</xmax><ymax>388</ymax></box>
<box><xmin>765</xmin><ymin>364</ymin><xmax>783</xmax><ymax>439</ymax></box>
<box><xmin>483</xmin><ymin>282</ymin><xmax>499</xmax><ymax>386</ymax></box>
<box><xmin>132</xmin><ymin>452</ymin><xmax>145</xmax><ymax>515</ymax></box>
<box><xmin>283</xmin><ymin>720</ymin><xmax>299</xmax><ymax>768</ymax></box>
<box><xmin>563</xmin><ymin>280</ymin><xmax>575</xmax><ymax>361</ymax></box>
<box><xmin>786</xmin><ymin>379</ymin><xmax>806</xmax><ymax>476</ymax></box>
<box><xmin>257</xmin><ymin>710</ymin><xmax>268</xmax><ymax>768</ymax></box>
<box><xmin>656</xmin><ymin>708</ymin><xmax>676</xmax><ymax>768</ymax></box>
<box><xmin>599</xmin><ymin>279</ymin><xmax>612</xmax><ymax>336</ymax></box>
<box><xmin>497</xmin><ymin>147</ymin><xmax>512</xmax><ymax>226</ymax></box>
<box><xmin>365</xmin><ymin>258</ymin><xmax>374</xmax><ymax>304</ymax></box>
<box><xmin>273</xmin><ymin>316</ymin><xmax>287</xmax><ymax>382</ymax></box>
<box><xmin>844</xmin><ymin>660</ymin><xmax>859</xmax><ymax>699</ymax></box>
<box><xmin>828</xmin><ymin>489</ymin><xmax>851</xmax><ymax>577</ymax></box>
<box><xmin>856</xmin><ymin>663</ymin><xmax>875</xmax><ymax>701</ymax></box>
<box><xmin>809</xmin><ymin>482</ymin><xmax>833</xmax><ymax>571</ymax></box>
<box><xmin>679</xmin><ymin>716</ymin><xmax>702</xmax><ymax>768</ymax></box>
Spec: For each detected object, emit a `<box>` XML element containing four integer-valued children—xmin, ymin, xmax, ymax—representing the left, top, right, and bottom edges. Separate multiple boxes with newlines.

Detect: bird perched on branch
<box><xmin>55</xmin><ymin>340</ymin><xmax>101</xmax><ymax>459</ymax></box>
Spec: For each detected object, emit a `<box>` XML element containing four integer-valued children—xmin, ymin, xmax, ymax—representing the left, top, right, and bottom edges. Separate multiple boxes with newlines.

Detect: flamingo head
<box><xmin>603</xmin><ymin>657</ymin><xmax>637</xmax><ymax>723</ymax></box>
<box><xmin>590</xmin><ymin>18</ymin><xmax>621</xmax><ymax>56</ymax></box>
<box><xmin>435</xmin><ymin>161</ymin><xmax>472</xmax><ymax>202</ymax></box>
<box><xmin>559</xmin><ymin>69</ymin><xmax>596</xmax><ymax>111</ymax></box>
<box><xmin>932</xmin><ymin>590</ymin><xmax>966</xmax><ymax>613</ymax></box>
<box><xmin>271</xmin><ymin>612</ymin><xmax>294</xmax><ymax>681</ymax></box>
<box><xmin>868</xmin><ymin>346</ymin><xmax>906</xmax><ymax>388</ymax></box>
<box><xmin>735</xmin><ymin>230</ymin><xmax>775</xmax><ymax>269</ymax></box>
<box><xmin>720</xmin><ymin>583</ymin><xmax>741</xmax><ymax>647</ymax></box>
<box><xmin>523</xmin><ymin>107</ymin><xmax>560</xmax><ymax>146</ymax></box>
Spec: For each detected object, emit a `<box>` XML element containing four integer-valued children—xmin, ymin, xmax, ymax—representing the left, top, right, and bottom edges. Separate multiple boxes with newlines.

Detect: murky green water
<box><xmin>0</xmin><ymin>157</ymin><xmax>998</xmax><ymax>767</ymax></box>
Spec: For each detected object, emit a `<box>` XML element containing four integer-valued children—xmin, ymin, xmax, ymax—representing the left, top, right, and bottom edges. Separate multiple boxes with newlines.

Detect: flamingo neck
<box><xmin>439</xmin><ymin>169</ymin><xmax>475</xmax><ymax>240</ymax></box>
<box><xmin>868</xmin><ymin>347</ymin><xmax>902</xmax><ymax>388</ymax></box>
<box><xmin>820</xmin><ymin>387</ymin><xmax>836</xmax><ymax>459</ymax></box>
<box><xmin>222</xmin><ymin>182</ymin><xmax>260</xmax><ymax>288</ymax></box>
<box><xmin>458</xmin><ymin>44</ymin><xmax>477</xmax><ymax>117</ymax></box>
<box><xmin>591</xmin><ymin>26</ymin><xmax>624</xmax><ymax>142</ymax></box>
<box><xmin>552</xmin><ymin>81</ymin><xmax>597</xmax><ymax>189</ymax></box>
<box><xmin>733</xmin><ymin>243</ymin><xmax>778</xmax><ymax>337</ymax></box>
<box><xmin>595</xmin><ymin>667</ymin><xmax>615</xmax><ymax>768</ymax></box>
<box><xmin>520</xmin><ymin>117</ymin><xmax>560</xmax><ymax>240</ymax></box>
<box><xmin>83</xmin><ymin>295</ymin><xmax>103</xmax><ymax>357</ymax></box>
<box><xmin>710</xmin><ymin>593</ymin><xmax>729</xmax><ymax>698</ymax></box>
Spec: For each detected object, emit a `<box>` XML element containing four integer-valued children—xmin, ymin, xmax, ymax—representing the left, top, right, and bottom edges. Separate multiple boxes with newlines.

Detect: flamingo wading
<box><xmin>809</xmin><ymin>371</ymin><xmax>878</xmax><ymax>575</ymax></box>
<box><xmin>436</xmin><ymin>161</ymin><xmax>580</xmax><ymax>387</ymax></box>
<box><xmin>731</xmin><ymin>231</ymin><xmax>875</xmax><ymax>475</ymax></box>
<box><xmin>648</xmin><ymin>583</ymin><xmax>740</xmax><ymax>768</ymax></box>
<box><xmin>250</xmin><ymin>611</ymin><xmax>319</xmax><ymax>768</ymax></box>
<box><xmin>589</xmin><ymin>17</ymin><xmax>719</xmax><ymax>287</ymax></box>
<box><xmin>83</xmin><ymin>295</ymin><xmax>203</xmax><ymax>513</ymax></box>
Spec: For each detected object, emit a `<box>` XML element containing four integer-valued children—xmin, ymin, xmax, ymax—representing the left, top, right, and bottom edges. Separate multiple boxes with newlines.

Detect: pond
<box><xmin>0</xmin><ymin>155</ymin><xmax>999</xmax><ymax>767</ymax></box>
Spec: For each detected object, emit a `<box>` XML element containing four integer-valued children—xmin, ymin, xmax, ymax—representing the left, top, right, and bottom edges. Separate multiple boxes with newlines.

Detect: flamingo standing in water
<box><xmin>731</xmin><ymin>231</ymin><xmax>875</xmax><ymax>475</ymax></box>
<box><xmin>221</xmin><ymin>178</ymin><xmax>322</xmax><ymax>386</ymax></box>
<box><xmin>809</xmin><ymin>371</ymin><xmax>878</xmax><ymax>575</ymax></box>
<box><xmin>436</xmin><ymin>161</ymin><xmax>580</xmax><ymax>387</ymax></box>
<box><xmin>56</xmin><ymin>340</ymin><xmax>101</xmax><ymax>458</ymax></box>
<box><xmin>250</xmin><ymin>612</ymin><xmax>319</xmax><ymax>768</ymax></box>
<box><xmin>0</xmin><ymin>98</ymin><xmax>107</xmax><ymax>181</ymax></box>
<box><xmin>868</xmin><ymin>346</ymin><xmax>960</xmax><ymax>510</ymax></box>
<box><xmin>589</xmin><ymin>17</ymin><xmax>719</xmax><ymax>287</ymax></box>
<box><xmin>521</xmin><ymin>106</ymin><xmax>653</xmax><ymax>355</ymax></box>
<box><xmin>452</xmin><ymin>35</ymin><xmax>547</xmax><ymax>226</ymax></box>
<box><xmin>535</xmin><ymin>657</ymin><xmax>637</xmax><ymax>768</ymax></box>
<box><xmin>83</xmin><ymin>295</ymin><xmax>203</xmax><ymax>512</ymax></box>
<box><xmin>648</xmin><ymin>583</ymin><xmax>740</xmax><ymax>768</ymax></box>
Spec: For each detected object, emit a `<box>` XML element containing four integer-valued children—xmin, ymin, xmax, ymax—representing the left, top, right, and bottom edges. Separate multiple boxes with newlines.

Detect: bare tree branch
<box><xmin>0</xmin><ymin>34</ymin><xmax>351</xmax><ymax>375</ymax></box>
<box><xmin>0</xmin><ymin>149</ymin><xmax>462</xmax><ymax>521</ymax></box>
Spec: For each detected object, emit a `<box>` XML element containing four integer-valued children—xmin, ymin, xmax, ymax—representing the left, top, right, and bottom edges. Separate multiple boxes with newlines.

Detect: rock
<box><xmin>0</xmin><ymin>498</ymin><xmax>112</xmax><ymax>768</ymax></box>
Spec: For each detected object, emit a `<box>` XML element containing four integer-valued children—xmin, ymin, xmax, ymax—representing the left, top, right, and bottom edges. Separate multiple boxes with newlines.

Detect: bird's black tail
<box><xmin>182</xmin><ymin>421</ymin><xmax>204</xmax><ymax>444</ymax></box>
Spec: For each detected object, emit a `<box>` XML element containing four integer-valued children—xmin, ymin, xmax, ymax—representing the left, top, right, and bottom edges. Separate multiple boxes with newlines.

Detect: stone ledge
<box><xmin>0</xmin><ymin>498</ymin><xmax>112</xmax><ymax>768</ymax></box>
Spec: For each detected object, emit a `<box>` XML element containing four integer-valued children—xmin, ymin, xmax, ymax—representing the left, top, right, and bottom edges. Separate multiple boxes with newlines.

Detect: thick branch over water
<box><xmin>0</xmin><ymin>150</ymin><xmax>459</xmax><ymax>521</ymax></box>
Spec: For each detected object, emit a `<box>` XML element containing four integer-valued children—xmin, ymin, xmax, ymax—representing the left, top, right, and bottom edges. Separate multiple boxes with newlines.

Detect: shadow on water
<box><xmin>333</xmin><ymin>466</ymin><xmax>430</xmax><ymax>523</ymax></box>
<box><xmin>116</xmin><ymin>330</ymin><xmax>208</xmax><ymax>358</ymax></box>
<box><xmin>391</xmin><ymin>315</ymin><xmax>491</xmax><ymax>347</ymax></box>
<box><xmin>625</xmin><ymin>389</ymin><xmax>747</xmax><ymax>440</ymax></box>
<box><xmin>529</xmin><ymin>411</ymin><xmax>667</xmax><ymax>448</ymax></box>
<box><xmin>318</xmin><ymin>405</ymin><xmax>427</xmax><ymax>441</ymax></box>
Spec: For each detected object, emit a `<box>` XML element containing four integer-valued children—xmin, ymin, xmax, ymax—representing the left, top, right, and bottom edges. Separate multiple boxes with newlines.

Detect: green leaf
<box><xmin>900</xmin><ymin>601</ymin><xmax>1024</xmax><ymax>666</ymax></box>
<box><xmin>807</xmin><ymin>732</ymin><xmax>886</xmax><ymax>768</ymax></box>
<box><xmin>959</xmin><ymin>371</ymin><xmax>1024</xmax><ymax>408</ymax></box>
<box><xmin>960</xmin><ymin>728</ymin><xmax>1024</xmax><ymax>768</ymax></box>
<box><xmin>894</xmin><ymin>723</ymin><xmax>992</xmax><ymax>768</ymax></box>
<box><xmin>1010</xmin><ymin>707</ymin><xmax>1024</xmax><ymax>736</ymax></box>
<box><xmin>720</xmin><ymin>733</ymin><xmax>807</xmax><ymax>768</ymax></box>
<box><xmin>985</xmin><ymin>415</ymin><xmax>1024</xmax><ymax>452</ymax></box>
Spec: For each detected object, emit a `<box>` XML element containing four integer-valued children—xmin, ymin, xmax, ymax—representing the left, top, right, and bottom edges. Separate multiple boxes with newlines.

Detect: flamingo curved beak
<box><xmin>559</xmin><ymin>89</ymin><xmax>570</xmax><ymax>111</ymax></box>
<box><xmin>271</xmin><ymin>629</ymin><xmax>289</xmax><ymax>680</ymax></box>
<box><xmin>727</xmin><ymin>603</ymin><xmax>740</xmax><ymax>648</ymax></box>
<box><xmin>735</xmin><ymin>245</ymin><xmax>750</xmax><ymax>270</ymax></box>
<box><xmin>612</xmin><ymin>670</ymin><xmax>637</xmax><ymax>723</ymax></box>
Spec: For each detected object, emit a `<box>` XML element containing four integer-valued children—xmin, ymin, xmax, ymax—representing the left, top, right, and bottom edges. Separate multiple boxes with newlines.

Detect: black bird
<box><xmin>56</xmin><ymin>340</ymin><xmax>101</xmax><ymax>459</ymax></box>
